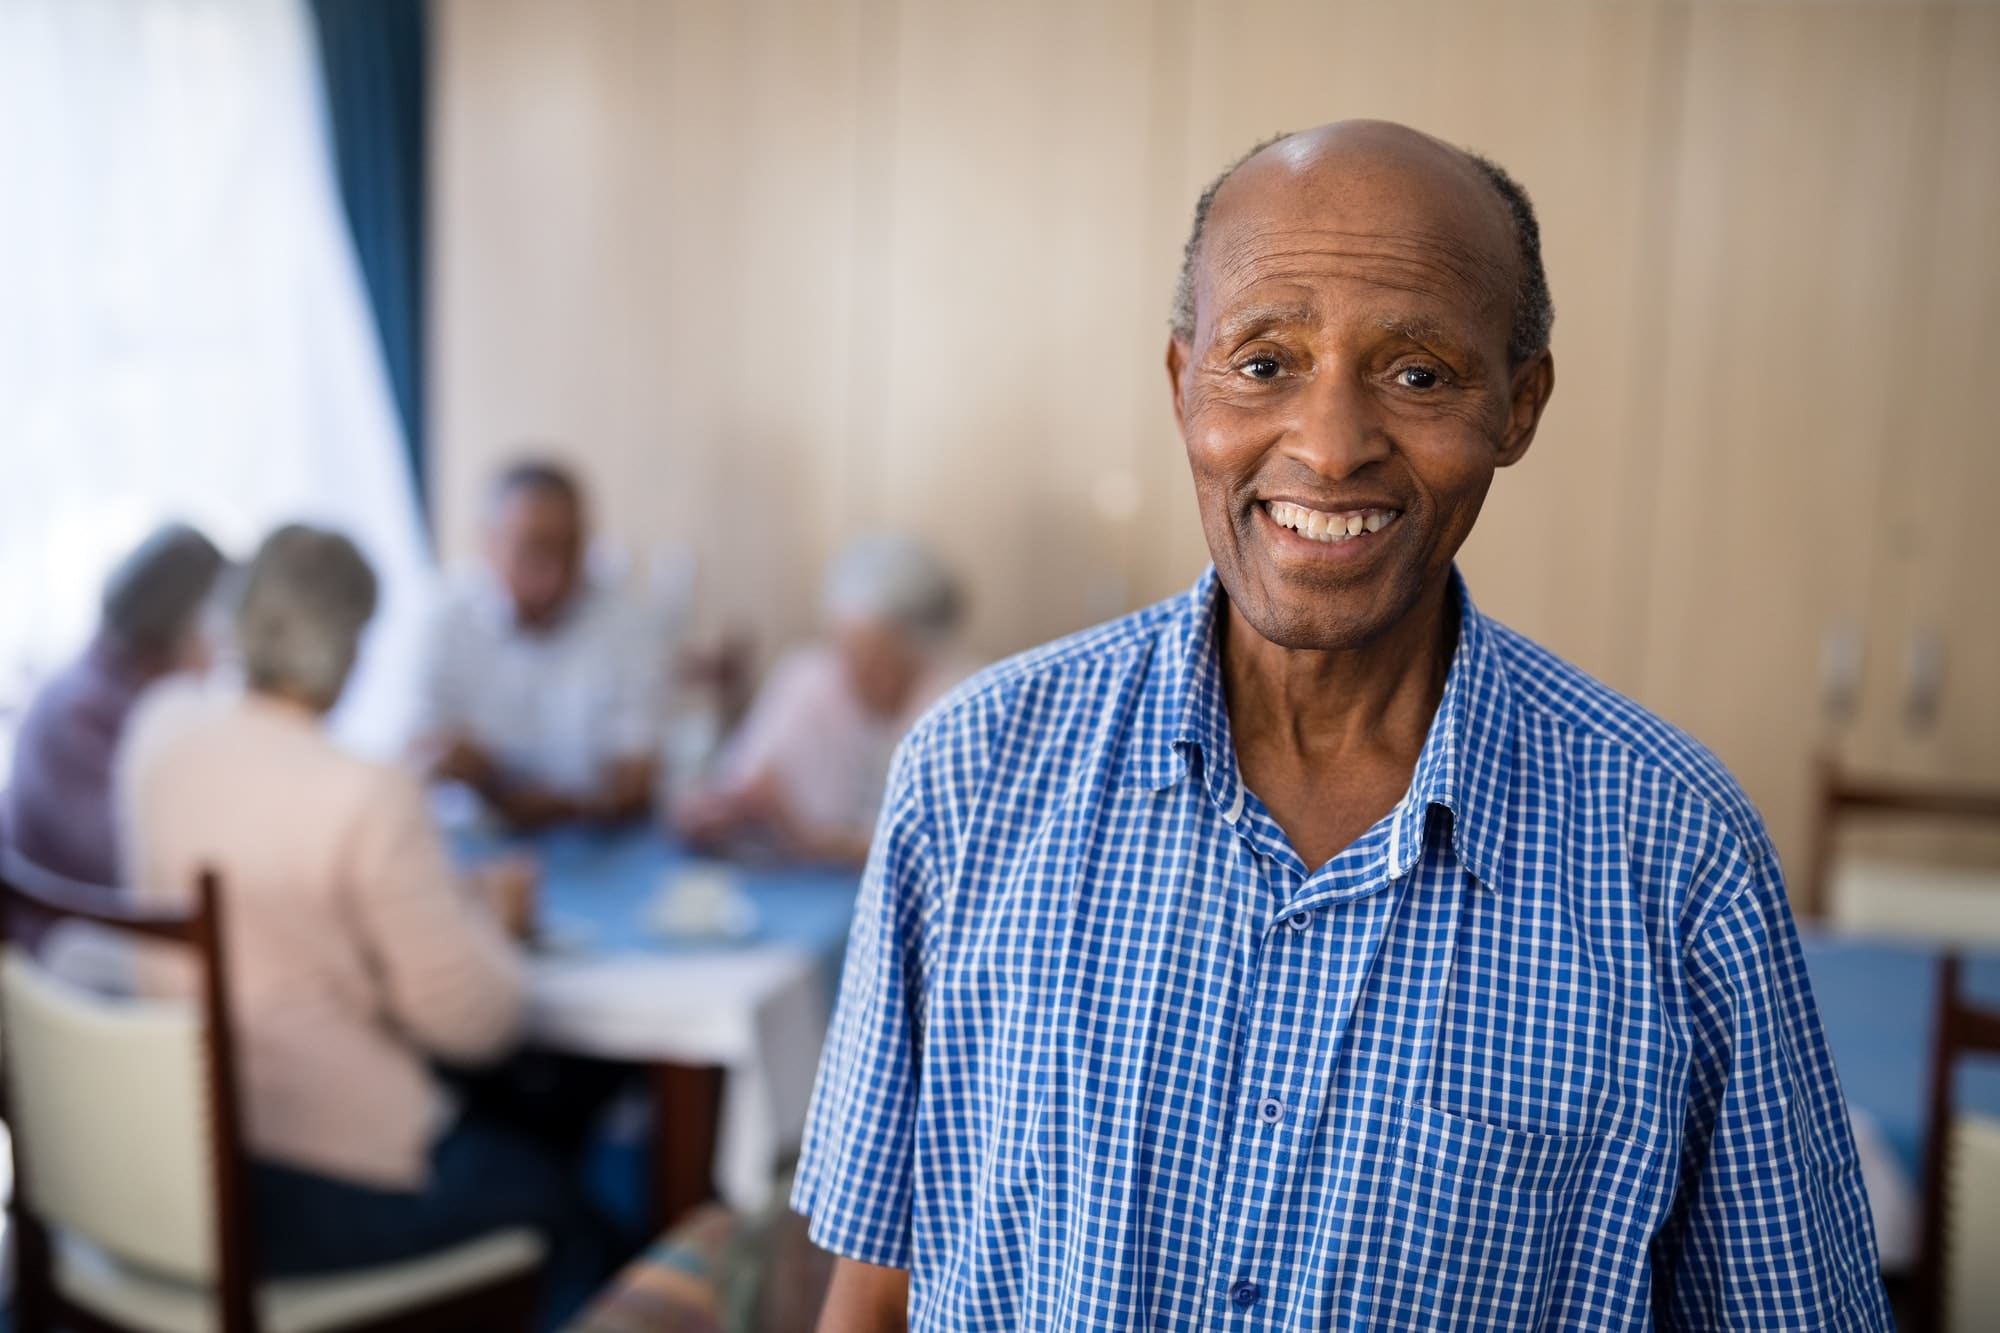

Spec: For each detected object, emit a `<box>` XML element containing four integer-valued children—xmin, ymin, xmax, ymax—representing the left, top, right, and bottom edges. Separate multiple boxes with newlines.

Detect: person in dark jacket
<box><xmin>3</xmin><ymin>522</ymin><xmax>227</xmax><ymax>885</ymax></box>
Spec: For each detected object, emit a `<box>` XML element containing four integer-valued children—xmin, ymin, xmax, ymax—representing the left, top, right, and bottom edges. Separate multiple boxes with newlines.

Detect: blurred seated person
<box><xmin>4</xmin><ymin>522</ymin><xmax>226</xmax><ymax>886</ymax></box>
<box><xmin>679</xmin><ymin>534</ymin><xmax>969</xmax><ymax>866</ymax></box>
<box><xmin>415</xmin><ymin>460</ymin><xmax>663</xmax><ymax>831</ymax></box>
<box><xmin>119</xmin><ymin>524</ymin><xmax>618</xmax><ymax>1325</ymax></box>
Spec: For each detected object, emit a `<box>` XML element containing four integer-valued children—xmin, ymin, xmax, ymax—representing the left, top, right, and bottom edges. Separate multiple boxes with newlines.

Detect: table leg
<box><xmin>650</xmin><ymin>1061</ymin><xmax>727</xmax><ymax>1233</ymax></box>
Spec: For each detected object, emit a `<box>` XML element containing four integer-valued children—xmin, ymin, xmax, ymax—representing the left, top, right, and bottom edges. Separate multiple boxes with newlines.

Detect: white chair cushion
<box><xmin>1830</xmin><ymin>858</ymin><xmax>2000</xmax><ymax>947</ymax></box>
<box><xmin>2</xmin><ymin>951</ymin><xmax>215</xmax><ymax>1279</ymax></box>
<box><xmin>56</xmin><ymin>1227</ymin><xmax>544</xmax><ymax>1333</ymax></box>
<box><xmin>1947</xmin><ymin>1112</ymin><xmax>2000</xmax><ymax>1333</ymax></box>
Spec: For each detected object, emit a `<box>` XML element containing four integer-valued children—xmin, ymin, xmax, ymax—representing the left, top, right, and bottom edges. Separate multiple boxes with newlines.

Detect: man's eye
<box><xmin>1397</xmin><ymin>366</ymin><xmax>1442</xmax><ymax>390</ymax></box>
<box><xmin>1240</xmin><ymin>357</ymin><xmax>1282</xmax><ymax>381</ymax></box>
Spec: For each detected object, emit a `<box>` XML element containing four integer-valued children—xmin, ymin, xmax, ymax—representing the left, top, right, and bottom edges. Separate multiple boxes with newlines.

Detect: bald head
<box><xmin>1162</xmin><ymin>118</ymin><xmax>1558</xmax><ymax>656</ymax></box>
<box><xmin>1171</xmin><ymin>121</ymin><xmax>1552</xmax><ymax>365</ymax></box>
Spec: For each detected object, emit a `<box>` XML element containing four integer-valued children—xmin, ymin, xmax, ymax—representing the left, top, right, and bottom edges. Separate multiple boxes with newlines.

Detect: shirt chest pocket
<box><xmin>1373</xmin><ymin>1101</ymin><xmax>1657</xmax><ymax>1330</ymax></box>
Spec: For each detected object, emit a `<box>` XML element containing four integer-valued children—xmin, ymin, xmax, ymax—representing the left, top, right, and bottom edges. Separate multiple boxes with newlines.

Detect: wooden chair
<box><xmin>0</xmin><ymin>855</ymin><xmax>546</xmax><ymax>1333</ymax></box>
<box><xmin>1916</xmin><ymin>956</ymin><xmax>2000</xmax><ymax>1333</ymax></box>
<box><xmin>1800</xmin><ymin>758</ymin><xmax>2000</xmax><ymax>923</ymax></box>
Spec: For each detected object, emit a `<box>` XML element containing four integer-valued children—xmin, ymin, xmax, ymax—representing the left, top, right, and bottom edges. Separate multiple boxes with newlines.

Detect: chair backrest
<box><xmin>0</xmin><ymin>853</ymin><xmax>256</xmax><ymax>1328</ymax></box>
<box><xmin>1801</xmin><ymin>759</ymin><xmax>2000</xmax><ymax>925</ymax></box>
<box><xmin>1919</xmin><ymin>955</ymin><xmax>2000</xmax><ymax>1333</ymax></box>
<box><xmin>0</xmin><ymin>950</ymin><xmax>214</xmax><ymax>1276</ymax></box>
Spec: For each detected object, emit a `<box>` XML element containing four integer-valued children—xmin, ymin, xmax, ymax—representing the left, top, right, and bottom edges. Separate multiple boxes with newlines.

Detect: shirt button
<box><xmin>1257</xmin><ymin>1097</ymin><xmax>1284</xmax><ymax>1124</ymax></box>
<box><xmin>1230</xmin><ymin>1279</ymin><xmax>1262</xmax><ymax>1309</ymax></box>
<box><xmin>1287</xmin><ymin>911</ymin><xmax>1313</xmax><ymax>932</ymax></box>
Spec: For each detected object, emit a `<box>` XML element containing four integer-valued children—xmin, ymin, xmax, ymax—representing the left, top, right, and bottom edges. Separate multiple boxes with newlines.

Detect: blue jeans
<box><xmin>251</xmin><ymin>1114</ymin><xmax>623</xmax><ymax>1330</ymax></box>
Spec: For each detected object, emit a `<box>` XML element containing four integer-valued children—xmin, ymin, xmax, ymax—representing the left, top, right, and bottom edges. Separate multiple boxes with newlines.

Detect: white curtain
<box><xmin>0</xmin><ymin>0</ymin><xmax>430</xmax><ymax>759</ymax></box>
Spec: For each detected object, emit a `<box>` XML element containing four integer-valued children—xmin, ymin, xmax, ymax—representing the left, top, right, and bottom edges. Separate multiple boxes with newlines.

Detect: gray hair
<box><xmin>234</xmin><ymin>525</ymin><xmax>378</xmax><ymax>707</ymax></box>
<box><xmin>822</xmin><ymin>534</ymin><xmax>964</xmax><ymax>642</ymax></box>
<box><xmin>1169</xmin><ymin>133</ymin><xmax>1285</xmax><ymax>351</ymax></box>
<box><xmin>1168</xmin><ymin>133</ymin><xmax>1555</xmax><ymax>365</ymax></box>
<box><xmin>1463</xmin><ymin>151</ymin><xmax>1554</xmax><ymax>365</ymax></box>
<box><xmin>100</xmin><ymin>523</ymin><xmax>227</xmax><ymax>659</ymax></box>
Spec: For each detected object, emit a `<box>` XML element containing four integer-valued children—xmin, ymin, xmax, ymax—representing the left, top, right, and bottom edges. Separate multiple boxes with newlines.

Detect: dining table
<box><xmin>452</xmin><ymin>823</ymin><xmax>861</xmax><ymax>1232</ymax></box>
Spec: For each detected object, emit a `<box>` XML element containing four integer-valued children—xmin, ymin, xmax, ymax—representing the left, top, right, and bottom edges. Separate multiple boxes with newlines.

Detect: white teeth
<box><xmin>1265</xmin><ymin>501</ymin><xmax>1400</xmax><ymax>544</ymax></box>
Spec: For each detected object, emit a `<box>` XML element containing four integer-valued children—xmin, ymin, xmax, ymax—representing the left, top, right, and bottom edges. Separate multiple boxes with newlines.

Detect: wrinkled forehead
<box><xmin>1197</xmin><ymin>139</ymin><xmax>1516</xmax><ymax>339</ymax></box>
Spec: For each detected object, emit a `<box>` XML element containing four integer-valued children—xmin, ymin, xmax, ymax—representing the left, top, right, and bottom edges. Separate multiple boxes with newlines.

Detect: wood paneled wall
<box><xmin>431</xmin><ymin>0</ymin><xmax>2000</xmax><ymax>878</ymax></box>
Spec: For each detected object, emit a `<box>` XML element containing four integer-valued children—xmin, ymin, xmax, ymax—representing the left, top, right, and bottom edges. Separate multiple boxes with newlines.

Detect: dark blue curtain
<box><xmin>310</xmin><ymin>0</ymin><xmax>430</xmax><ymax>522</ymax></box>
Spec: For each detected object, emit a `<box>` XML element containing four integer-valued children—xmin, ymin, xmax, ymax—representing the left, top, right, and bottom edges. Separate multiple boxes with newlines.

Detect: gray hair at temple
<box><xmin>99</xmin><ymin>522</ymin><xmax>229</xmax><ymax>662</ymax></box>
<box><xmin>234</xmin><ymin>525</ymin><xmax>379</xmax><ymax>709</ymax></box>
<box><xmin>822</xmin><ymin>533</ymin><xmax>965</xmax><ymax>643</ymax></box>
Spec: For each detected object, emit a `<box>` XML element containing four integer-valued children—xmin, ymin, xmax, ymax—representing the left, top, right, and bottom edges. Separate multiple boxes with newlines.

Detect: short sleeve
<box><xmin>790</xmin><ymin>734</ymin><xmax>935</xmax><ymax>1268</ymax></box>
<box><xmin>1651</xmin><ymin>839</ymin><xmax>1892</xmax><ymax>1331</ymax></box>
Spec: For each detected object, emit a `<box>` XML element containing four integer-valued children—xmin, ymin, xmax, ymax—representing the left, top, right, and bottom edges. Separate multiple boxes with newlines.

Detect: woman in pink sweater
<box><xmin>120</xmin><ymin>524</ymin><xmax>615</xmax><ymax>1326</ymax></box>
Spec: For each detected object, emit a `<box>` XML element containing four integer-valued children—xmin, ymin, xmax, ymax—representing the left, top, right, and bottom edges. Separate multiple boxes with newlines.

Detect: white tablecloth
<box><xmin>526</xmin><ymin>944</ymin><xmax>833</xmax><ymax>1212</ymax></box>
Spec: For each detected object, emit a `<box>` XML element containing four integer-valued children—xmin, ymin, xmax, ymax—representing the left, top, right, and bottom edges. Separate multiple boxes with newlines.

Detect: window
<box><xmin>0</xmin><ymin>0</ymin><xmax>430</xmax><ymax>766</ymax></box>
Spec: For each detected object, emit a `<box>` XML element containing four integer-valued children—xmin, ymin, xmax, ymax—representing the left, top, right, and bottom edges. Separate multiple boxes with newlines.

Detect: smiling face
<box><xmin>488</xmin><ymin>483</ymin><xmax>584</xmax><ymax>630</ymax></box>
<box><xmin>1169</xmin><ymin>123</ymin><xmax>1554</xmax><ymax>652</ymax></box>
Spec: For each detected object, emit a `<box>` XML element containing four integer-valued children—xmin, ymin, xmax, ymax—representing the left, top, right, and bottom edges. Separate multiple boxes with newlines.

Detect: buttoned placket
<box><xmin>1200</xmin><ymin>788</ymin><xmax>1413</xmax><ymax>1327</ymax></box>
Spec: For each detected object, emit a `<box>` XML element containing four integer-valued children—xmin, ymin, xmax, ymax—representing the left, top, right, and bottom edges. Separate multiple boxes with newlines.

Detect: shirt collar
<box><xmin>1402</xmin><ymin>572</ymin><xmax>1514</xmax><ymax>889</ymax></box>
<box><xmin>470</xmin><ymin>570</ymin><xmax>591</xmax><ymax>637</ymax></box>
<box><xmin>1122</xmin><ymin>565</ymin><xmax>1514</xmax><ymax>890</ymax></box>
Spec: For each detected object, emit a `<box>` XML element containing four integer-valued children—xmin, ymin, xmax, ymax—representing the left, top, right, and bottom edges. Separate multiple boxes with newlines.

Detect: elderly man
<box><xmin>416</xmin><ymin>460</ymin><xmax>663</xmax><ymax>830</ymax></box>
<box><xmin>4</xmin><ymin>522</ymin><xmax>227</xmax><ymax>885</ymax></box>
<box><xmin>796</xmin><ymin>123</ymin><xmax>1888</xmax><ymax>1331</ymax></box>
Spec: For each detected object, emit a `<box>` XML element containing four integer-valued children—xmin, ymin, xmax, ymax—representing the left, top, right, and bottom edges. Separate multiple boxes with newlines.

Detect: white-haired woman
<box><xmin>118</xmin><ymin>524</ymin><xmax>615</xmax><ymax>1327</ymax></box>
<box><xmin>679</xmin><ymin>533</ymin><xmax>972</xmax><ymax>866</ymax></box>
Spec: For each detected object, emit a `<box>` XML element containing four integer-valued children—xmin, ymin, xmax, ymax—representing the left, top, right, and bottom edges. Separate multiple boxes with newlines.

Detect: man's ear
<box><xmin>1497</xmin><ymin>348</ymin><xmax>1554</xmax><ymax>468</ymax></box>
<box><xmin>1166</xmin><ymin>338</ymin><xmax>1191</xmax><ymax>435</ymax></box>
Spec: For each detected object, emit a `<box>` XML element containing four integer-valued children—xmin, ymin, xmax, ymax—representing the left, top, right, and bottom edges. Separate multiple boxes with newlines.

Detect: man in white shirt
<box><xmin>416</xmin><ymin>461</ymin><xmax>662</xmax><ymax>830</ymax></box>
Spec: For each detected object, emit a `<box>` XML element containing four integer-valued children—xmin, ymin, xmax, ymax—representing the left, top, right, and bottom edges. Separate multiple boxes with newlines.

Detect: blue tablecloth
<box><xmin>1799</xmin><ymin>930</ymin><xmax>2000</xmax><ymax>1183</ymax></box>
<box><xmin>454</xmin><ymin>826</ymin><xmax>860</xmax><ymax>964</ymax></box>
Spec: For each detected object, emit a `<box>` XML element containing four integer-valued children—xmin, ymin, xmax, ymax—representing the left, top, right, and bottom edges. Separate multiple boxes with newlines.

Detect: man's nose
<box><xmin>1281</xmin><ymin>369</ymin><xmax>1392</xmax><ymax>481</ymax></box>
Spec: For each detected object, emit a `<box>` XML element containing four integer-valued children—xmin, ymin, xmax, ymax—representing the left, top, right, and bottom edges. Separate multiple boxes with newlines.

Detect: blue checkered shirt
<box><xmin>794</xmin><ymin>569</ymin><xmax>1888</xmax><ymax>1331</ymax></box>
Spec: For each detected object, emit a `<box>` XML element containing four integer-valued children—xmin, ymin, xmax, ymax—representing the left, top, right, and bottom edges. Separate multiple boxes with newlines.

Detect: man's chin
<box><xmin>1241</xmin><ymin>607</ymin><xmax>1394</xmax><ymax>653</ymax></box>
<box><xmin>1221</xmin><ymin>561</ymin><xmax>1425</xmax><ymax>654</ymax></box>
